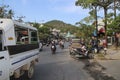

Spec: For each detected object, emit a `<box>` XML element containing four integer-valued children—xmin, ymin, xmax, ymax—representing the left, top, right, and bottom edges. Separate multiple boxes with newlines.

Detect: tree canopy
<box><xmin>108</xmin><ymin>15</ymin><xmax>120</xmax><ymax>35</ymax></box>
<box><xmin>0</xmin><ymin>5</ymin><xmax>14</xmax><ymax>19</ymax></box>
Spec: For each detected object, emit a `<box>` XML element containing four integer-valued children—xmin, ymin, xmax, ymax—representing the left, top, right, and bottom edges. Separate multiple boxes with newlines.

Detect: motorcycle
<box><xmin>91</xmin><ymin>46</ymin><xmax>107</xmax><ymax>54</ymax></box>
<box><xmin>70</xmin><ymin>46</ymin><xmax>94</xmax><ymax>59</ymax></box>
<box><xmin>51</xmin><ymin>44</ymin><xmax>56</xmax><ymax>54</ymax></box>
<box><xmin>60</xmin><ymin>43</ymin><xmax>64</xmax><ymax>49</ymax></box>
<box><xmin>59</xmin><ymin>41</ymin><xmax>64</xmax><ymax>49</ymax></box>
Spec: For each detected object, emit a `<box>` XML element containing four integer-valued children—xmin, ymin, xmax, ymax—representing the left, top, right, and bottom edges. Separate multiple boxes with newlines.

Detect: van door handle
<box><xmin>0</xmin><ymin>56</ymin><xmax>4</xmax><ymax>60</ymax></box>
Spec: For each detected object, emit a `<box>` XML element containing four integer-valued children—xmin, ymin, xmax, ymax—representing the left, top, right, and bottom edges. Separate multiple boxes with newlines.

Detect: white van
<box><xmin>0</xmin><ymin>19</ymin><xmax>40</xmax><ymax>80</ymax></box>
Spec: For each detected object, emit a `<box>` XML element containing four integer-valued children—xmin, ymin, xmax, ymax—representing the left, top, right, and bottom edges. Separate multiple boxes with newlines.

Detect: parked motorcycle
<box><xmin>70</xmin><ymin>47</ymin><xmax>94</xmax><ymax>59</ymax></box>
<box><xmin>97</xmin><ymin>46</ymin><xmax>107</xmax><ymax>54</ymax></box>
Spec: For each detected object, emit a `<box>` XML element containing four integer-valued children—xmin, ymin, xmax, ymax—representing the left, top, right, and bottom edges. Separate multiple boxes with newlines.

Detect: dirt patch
<box><xmin>82</xmin><ymin>59</ymin><xmax>116</xmax><ymax>80</ymax></box>
<box><xmin>95</xmin><ymin>53</ymin><xmax>120</xmax><ymax>60</ymax></box>
<box><xmin>94</xmin><ymin>54</ymin><xmax>106</xmax><ymax>60</ymax></box>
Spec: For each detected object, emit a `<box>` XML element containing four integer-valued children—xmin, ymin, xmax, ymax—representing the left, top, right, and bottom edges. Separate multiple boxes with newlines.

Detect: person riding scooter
<box><xmin>59</xmin><ymin>40</ymin><xmax>64</xmax><ymax>49</ymax></box>
<box><xmin>51</xmin><ymin>40</ymin><xmax>56</xmax><ymax>54</ymax></box>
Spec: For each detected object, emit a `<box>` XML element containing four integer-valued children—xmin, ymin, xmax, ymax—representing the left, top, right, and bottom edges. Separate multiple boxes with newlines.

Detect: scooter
<box><xmin>59</xmin><ymin>41</ymin><xmax>64</xmax><ymax>49</ymax></box>
<box><xmin>60</xmin><ymin>43</ymin><xmax>64</xmax><ymax>49</ymax></box>
<box><xmin>51</xmin><ymin>44</ymin><xmax>56</xmax><ymax>54</ymax></box>
<box><xmin>70</xmin><ymin>47</ymin><xmax>94</xmax><ymax>59</ymax></box>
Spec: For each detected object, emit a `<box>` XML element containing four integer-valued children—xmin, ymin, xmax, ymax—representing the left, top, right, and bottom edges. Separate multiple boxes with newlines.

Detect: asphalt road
<box><xmin>32</xmin><ymin>43</ymin><xmax>94</xmax><ymax>80</ymax></box>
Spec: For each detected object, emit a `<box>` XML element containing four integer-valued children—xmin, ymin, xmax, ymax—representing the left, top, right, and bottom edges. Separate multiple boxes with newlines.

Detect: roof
<box><xmin>14</xmin><ymin>20</ymin><xmax>37</xmax><ymax>31</ymax></box>
<box><xmin>0</xmin><ymin>19</ymin><xmax>37</xmax><ymax>31</ymax></box>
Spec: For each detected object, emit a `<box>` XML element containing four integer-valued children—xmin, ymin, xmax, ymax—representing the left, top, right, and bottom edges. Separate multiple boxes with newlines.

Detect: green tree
<box><xmin>33</xmin><ymin>22</ymin><xmax>40</xmax><ymax>29</ymax></box>
<box><xmin>0</xmin><ymin>5</ymin><xmax>14</xmax><ymax>19</ymax></box>
<box><xmin>76</xmin><ymin>0</ymin><xmax>99</xmax><ymax>37</ymax></box>
<box><xmin>113</xmin><ymin>0</ymin><xmax>120</xmax><ymax>19</ymax></box>
<box><xmin>7</xmin><ymin>9</ymin><xmax>14</xmax><ymax>19</ymax></box>
<box><xmin>76</xmin><ymin>0</ymin><xmax>114</xmax><ymax>45</ymax></box>
<box><xmin>76</xmin><ymin>22</ymin><xmax>94</xmax><ymax>38</ymax></box>
<box><xmin>108</xmin><ymin>15</ymin><xmax>120</xmax><ymax>34</ymax></box>
<box><xmin>32</xmin><ymin>22</ymin><xmax>51</xmax><ymax>39</ymax></box>
<box><xmin>96</xmin><ymin>0</ymin><xmax>113</xmax><ymax>40</ymax></box>
<box><xmin>0</xmin><ymin>5</ymin><xmax>8</xmax><ymax>18</ymax></box>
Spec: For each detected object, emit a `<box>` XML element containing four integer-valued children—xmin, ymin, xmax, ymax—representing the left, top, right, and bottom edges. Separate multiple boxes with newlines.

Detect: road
<box><xmin>32</xmin><ymin>43</ymin><xmax>94</xmax><ymax>80</ymax></box>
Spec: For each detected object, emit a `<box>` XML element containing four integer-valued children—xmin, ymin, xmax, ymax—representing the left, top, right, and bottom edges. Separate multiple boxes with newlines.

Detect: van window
<box><xmin>15</xmin><ymin>25</ymin><xmax>29</xmax><ymax>44</ymax></box>
<box><xmin>31</xmin><ymin>31</ymin><xmax>38</xmax><ymax>44</ymax></box>
<box><xmin>15</xmin><ymin>25</ymin><xmax>38</xmax><ymax>44</ymax></box>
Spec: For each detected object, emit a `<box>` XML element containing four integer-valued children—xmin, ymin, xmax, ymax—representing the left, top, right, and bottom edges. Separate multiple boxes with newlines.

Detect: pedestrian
<box><xmin>89</xmin><ymin>36</ymin><xmax>98</xmax><ymax>53</ymax></box>
<box><xmin>39</xmin><ymin>41</ymin><xmax>43</xmax><ymax>51</ymax></box>
<box><xmin>115</xmin><ymin>32</ymin><xmax>119</xmax><ymax>49</ymax></box>
<box><xmin>102</xmin><ymin>36</ymin><xmax>107</xmax><ymax>54</ymax></box>
<box><xmin>90</xmin><ymin>36</ymin><xmax>97</xmax><ymax>48</ymax></box>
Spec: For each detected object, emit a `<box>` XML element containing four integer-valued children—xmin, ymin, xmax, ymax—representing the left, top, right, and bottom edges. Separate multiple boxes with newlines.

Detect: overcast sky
<box><xmin>2</xmin><ymin>0</ymin><xmax>104</xmax><ymax>25</ymax></box>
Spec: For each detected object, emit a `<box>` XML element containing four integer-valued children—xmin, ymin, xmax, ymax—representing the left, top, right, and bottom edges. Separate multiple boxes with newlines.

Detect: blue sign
<box><xmin>93</xmin><ymin>30</ymin><xmax>97</xmax><ymax>36</ymax></box>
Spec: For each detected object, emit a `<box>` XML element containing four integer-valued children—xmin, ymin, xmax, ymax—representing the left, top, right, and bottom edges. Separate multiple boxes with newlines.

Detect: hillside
<box><xmin>44</xmin><ymin>20</ymin><xmax>79</xmax><ymax>34</ymax></box>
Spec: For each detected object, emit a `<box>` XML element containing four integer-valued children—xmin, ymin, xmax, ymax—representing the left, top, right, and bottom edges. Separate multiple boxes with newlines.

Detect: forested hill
<box><xmin>44</xmin><ymin>20</ymin><xmax>79</xmax><ymax>33</ymax></box>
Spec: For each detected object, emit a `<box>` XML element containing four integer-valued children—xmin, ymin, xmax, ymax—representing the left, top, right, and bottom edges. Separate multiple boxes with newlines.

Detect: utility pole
<box><xmin>91</xmin><ymin>2</ymin><xmax>99</xmax><ymax>52</ymax></box>
<box><xmin>94</xmin><ymin>4</ymin><xmax>98</xmax><ymax>52</ymax></box>
<box><xmin>114</xmin><ymin>0</ymin><xmax>116</xmax><ymax>19</ymax></box>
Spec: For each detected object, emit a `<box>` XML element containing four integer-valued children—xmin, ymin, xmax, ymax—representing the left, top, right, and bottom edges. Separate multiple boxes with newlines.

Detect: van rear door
<box><xmin>0</xmin><ymin>30</ymin><xmax>9</xmax><ymax>80</ymax></box>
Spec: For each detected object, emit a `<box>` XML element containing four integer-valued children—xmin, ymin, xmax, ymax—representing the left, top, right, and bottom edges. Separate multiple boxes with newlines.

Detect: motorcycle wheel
<box><xmin>52</xmin><ymin>50</ymin><xmax>56</xmax><ymax>54</ymax></box>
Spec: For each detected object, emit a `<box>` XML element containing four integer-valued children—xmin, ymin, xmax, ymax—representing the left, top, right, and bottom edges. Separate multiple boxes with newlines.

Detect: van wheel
<box><xmin>10</xmin><ymin>76</ymin><xmax>14</xmax><ymax>80</ymax></box>
<box><xmin>24</xmin><ymin>65</ymin><xmax>34</xmax><ymax>79</ymax></box>
<box><xmin>10</xmin><ymin>76</ymin><xmax>19</xmax><ymax>80</ymax></box>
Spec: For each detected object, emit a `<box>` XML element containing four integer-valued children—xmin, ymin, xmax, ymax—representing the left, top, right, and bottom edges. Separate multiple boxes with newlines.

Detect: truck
<box><xmin>0</xmin><ymin>19</ymin><xmax>40</xmax><ymax>80</ymax></box>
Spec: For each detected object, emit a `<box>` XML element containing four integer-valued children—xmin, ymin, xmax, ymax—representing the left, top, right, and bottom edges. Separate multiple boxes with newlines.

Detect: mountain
<box><xmin>44</xmin><ymin>20</ymin><xmax>79</xmax><ymax>34</ymax></box>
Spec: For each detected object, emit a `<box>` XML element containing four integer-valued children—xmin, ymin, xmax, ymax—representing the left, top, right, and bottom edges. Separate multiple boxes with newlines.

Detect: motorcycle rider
<box><xmin>51</xmin><ymin>40</ymin><xmax>56</xmax><ymax>54</ymax></box>
<box><xmin>39</xmin><ymin>41</ymin><xmax>43</xmax><ymax>51</ymax></box>
<box><xmin>90</xmin><ymin>36</ymin><xmax>98</xmax><ymax>53</ymax></box>
<box><xmin>59</xmin><ymin>40</ymin><xmax>64</xmax><ymax>49</ymax></box>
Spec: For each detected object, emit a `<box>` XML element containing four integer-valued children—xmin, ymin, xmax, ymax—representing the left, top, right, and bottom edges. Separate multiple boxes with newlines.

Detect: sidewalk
<box><xmin>96</xmin><ymin>47</ymin><xmax>120</xmax><ymax>80</ymax></box>
<box><xmin>105</xmin><ymin>48</ymin><xmax>120</xmax><ymax>60</ymax></box>
<box><xmin>94</xmin><ymin>47</ymin><xmax>120</xmax><ymax>60</ymax></box>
